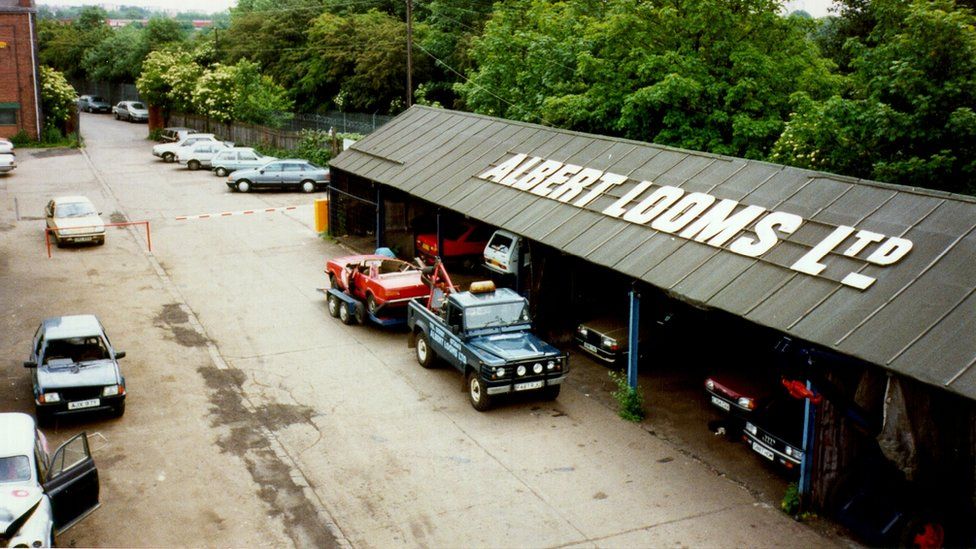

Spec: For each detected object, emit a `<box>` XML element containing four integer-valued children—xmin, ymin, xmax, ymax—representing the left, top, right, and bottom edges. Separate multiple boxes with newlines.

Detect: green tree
<box><xmin>192</xmin><ymin>60</ymin><xmax>293</xmax><ymax>126</ymax></box>
<box><xmin>82</xmin><ymin>25</ymin><xmax>145</xmax><ymax>82</ymax></box>
<box><xmin>38</xmin><ymin>6</ymin><xmax>111</xmax><ymax>79</ymax></box>
<box><xmin>136</xmin><ymin>47</ymin><xmax>203</xmax><ymax>113</ymax></box>
<box><xmin>771</xmin><ymin>1</ymin><xmax>976</xmax><ymax>194</ymax></box>
<box><xmin>39</xmin><ymin>65</ymin><xmax>77</xmax><ymax>130</ymax></box>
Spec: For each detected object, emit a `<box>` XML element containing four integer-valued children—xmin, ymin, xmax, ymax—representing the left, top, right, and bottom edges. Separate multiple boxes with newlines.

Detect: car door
<box><xmin>238</xmin><ymin>150</ymin><xmax>258</xmax><ymax>169</ymax></box>
<box><xmin>256</xmin><ymin>163</ymin><xmax>282</xmax><ymax>186</ymax></box>
<box><xmin>281</xmin><ymin>163</ymin><xmax>303</xmax><ymax>187</ymax></box>
<box><xmin>43</xmin><ymin>432</ymin><xmax>99</xmax><ymax>533</ymax></box>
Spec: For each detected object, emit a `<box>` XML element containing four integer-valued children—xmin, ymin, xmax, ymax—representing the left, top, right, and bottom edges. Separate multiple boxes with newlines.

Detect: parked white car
<box><xmin>176</xmin><ymin>141</ymin><xmax>231</xmax><ymax>170</ymax></box>
<box><xmin>45</xmin><ymin>196</ymin><xmax>106</xmax><ymax>247</ymax></box>
<box><xmin>152</xmin><ymin>134</ymin><xmax>231</xmax><ymax>163</ymax></box>
<box><xmin>0</xmin><ymin>413</ymin><xmax>100</xmax><ymax>548</ymax></box>
<box><xmin>0</xmin><ymin>137</ymin><xmax>13</xmax><ymax>154</ymax></box>
<box><xmin>0</xmin><ymin>153</ymin><xmax>15</xmax><ymax>173</ymax></box>
<box><xmin>210</xmin><ymin>147</ymin><xmax>277</xmax><ymax>176</ymax></box>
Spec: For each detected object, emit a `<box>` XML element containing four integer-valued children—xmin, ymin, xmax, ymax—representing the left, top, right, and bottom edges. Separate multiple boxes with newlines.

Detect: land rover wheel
<box><xmin>467</xmin><ymin>372</ymin><xmax>492</xmax><ymax>411</ymax></box>
<box><xmin>327</xmin><ymin>294</ymin><xmax>340</xmax><ymax>317</ymax></box>
<box><xmin>237</xmin><ymin>179</ymin><xmax>251</xmax><ymax>193</ymax></box>
<box><xmin>301</xmin><ymin>180</ymin><xmax>316</xmax><ymax>193</ymax></box>
<box><xmin>366</xmin><ymin>293</ymin><xmax>378</xmax><ymax>316</ymax></box>
<box><xmin>416</xmin><ymin>332</ymin><xmax>434</xmax><ymax>368</ymax></box>
<box><xmin>215</xmin><ymin>167</ymin><xmax>228</xmax><ymax>177</ymax></box>
<box><xmin>540</xmin><ymin>385</ymin><xmax>561</xmax><ymax>401</ymax></box>
<box><xmin>188</xmin><ymin>159</ymin><xmax>201</xmax><ymax>171</ymax></box>
<box><xmin>163</xmin><ymin>152</ymin><xmax>175</xmax><ymax>163</ymax></box>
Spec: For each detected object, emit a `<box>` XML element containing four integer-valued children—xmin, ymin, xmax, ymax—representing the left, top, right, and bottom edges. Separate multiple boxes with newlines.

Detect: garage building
<box><xmin>328</xmin><ymin>106</ymin><xmax>976</xmax><ymax>541</ymax></box>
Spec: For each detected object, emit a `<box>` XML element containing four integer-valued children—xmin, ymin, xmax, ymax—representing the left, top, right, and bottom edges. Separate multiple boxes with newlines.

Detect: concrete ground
<box><xmin>0</xmin><ymin>112</ymin><xmax>843</xmax><ymax>547</ymax></box>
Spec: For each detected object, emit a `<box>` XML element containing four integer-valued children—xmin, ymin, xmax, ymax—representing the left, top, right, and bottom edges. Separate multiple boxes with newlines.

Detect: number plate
<box><xmin>710</xmin><ymin>395</ymin><xmax>731</xmax><ymax>411</ymax></box>
<box><xmin>67</xmin><ymin>398</ymin><xmax>100</xmax><ymax>410</ymax></box>
<box><xmin>582</xmin><ymin>342</ymin><xmax>599</xmax><ymax>354</ymax></box>
<box><xmin>514</xmin><ymin>380</ymin><xmax>543</xmax><ymax>392</ymax></box>
<box><xmin>752</xmin><ymin>441</ymin><xmax>775</xmax><ymax>461</ymax></box>
<box><xmin>73</xmin><ymin>236</ymin><xmax>92</xmax><ymax>242</ymax></box>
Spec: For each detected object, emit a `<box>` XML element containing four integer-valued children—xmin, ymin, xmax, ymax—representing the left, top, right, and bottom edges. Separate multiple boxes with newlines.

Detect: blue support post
<box><xmin>799</xmin><ymin>379</ymin><xmax>817</xmax><ymax>504</ymax></box>
<box><xmin>375</xmin><ymin>186</ymin><xmax>385</xmax><ymax>250</ymax></box>
<box><xmin>627</xmin><ymin>287</ymin><xmax>640</xmax><ymax>389</ymax></box>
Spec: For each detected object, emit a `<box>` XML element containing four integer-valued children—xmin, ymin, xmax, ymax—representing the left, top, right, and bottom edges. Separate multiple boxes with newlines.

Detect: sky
<box><xmin>38</xmin><ymin>0</ymin><xmax>838</xmax><ymax>18</ymax></box>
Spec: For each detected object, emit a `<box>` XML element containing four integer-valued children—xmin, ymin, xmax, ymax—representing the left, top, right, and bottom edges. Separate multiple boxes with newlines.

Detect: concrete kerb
<box><xmin>79</xmin><ymin>147</ymin><xmax>352</xmax><ymax>549</ymax></box>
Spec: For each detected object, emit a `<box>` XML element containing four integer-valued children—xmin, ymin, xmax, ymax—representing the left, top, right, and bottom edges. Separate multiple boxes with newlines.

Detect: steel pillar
<box><xmin>627</xmin><ymin>287</ymin><xmax>640</xmax><ymax>389</ymax></box>
<box><xmin>799</xmin><ymin>379</ymin><xmax>816</xmax><ymax>504</ymax></box>
<box><xmin>375</xmin><ymin>186</ymin><xmax>384</xmax><ymax>249</ymax></box>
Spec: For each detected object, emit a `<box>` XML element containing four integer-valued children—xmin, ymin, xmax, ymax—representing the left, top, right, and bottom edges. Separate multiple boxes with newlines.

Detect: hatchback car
<box><xmin>226</xmin><ymin>159</ymin><xmax>330</xmax><ymax>193</ymax></box>
<box><xmin>0</xmin><ymin>152</ymin><xmax>15</xmax><ymax>173</ymax></box>
<box><xmin>210</xmin><ymin>147</ymin><xmax>276</xmax><ymax>177</ymax></box>
<box><xmin>78</xmin><ymin>95</ymin><xmax>110</xmax><ymax>113</ymax></box>
<box><xmin>0</xmin><ymin>413</ymin><xmax>100</xmax><ymax>547</ymax></box>
<box><xmin>113</xmin><ymin>100</ymin><xmax>148</xmax><ymax>122</ymax></box>
<box><xmin>24</xmin><ymin>315</ymin><xmax>127</xmax><ymax>424</ymax></box>
<box><xmin>177</xmin><ymin>141</ymin><xmax>230</xmax><ymax>170</ymax></box>
<box><xmin>45</xmin><ymin>196</ymin><xmax>105</xmax><ymax>247</ymax></box>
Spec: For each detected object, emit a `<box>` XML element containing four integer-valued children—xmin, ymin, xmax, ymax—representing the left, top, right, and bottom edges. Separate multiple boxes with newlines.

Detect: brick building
<box><xmin>0</xmin><ymin>0</ymin><xmax>40</xmax><ymax>139</ymax></box>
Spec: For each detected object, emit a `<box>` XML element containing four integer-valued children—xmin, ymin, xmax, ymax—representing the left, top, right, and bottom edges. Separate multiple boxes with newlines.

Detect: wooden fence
<box><xmin>167</xmin><ymin>113</ymin><xmax>302</xmax><ymax>150</ymax></box>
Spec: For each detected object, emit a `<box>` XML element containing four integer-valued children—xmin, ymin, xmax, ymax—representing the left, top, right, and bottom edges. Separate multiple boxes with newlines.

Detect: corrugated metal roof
<box><xmin>331</xmin><ymin>106</ymin><xmax>976</xmax><ymax>401</ymax></box>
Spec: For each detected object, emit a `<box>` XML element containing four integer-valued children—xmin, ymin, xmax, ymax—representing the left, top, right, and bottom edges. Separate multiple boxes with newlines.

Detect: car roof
<box><xmin>452</xmin><ymin>287</ymin><xmax>525</xmax><ymax>307</ymax></box>
<box><xmin>0</xmin><ymin>413</ymin><xmax>36</xmax><ymax>457</ymax></box>
<box><xmin>41</xmin><ymin>314</ymin><xmax>103</xmax><ymax>340</ymax></box>
<box><xmin>53</xmin><ymin>195</ymin><xmax>94</xmax><ymax>205</ymax></box>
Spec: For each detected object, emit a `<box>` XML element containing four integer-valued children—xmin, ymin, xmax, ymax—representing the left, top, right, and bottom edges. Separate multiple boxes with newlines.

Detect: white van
<box><xmin>483</xmin><ymin>230</ymin><xmax>527</xmax><ymax>274</ymax></box>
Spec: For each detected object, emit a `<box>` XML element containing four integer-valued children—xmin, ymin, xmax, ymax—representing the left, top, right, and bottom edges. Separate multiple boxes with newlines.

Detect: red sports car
<box><xmin>325</xmin><ymin>254</ymin><xmax>430</xmax><ymax>316</ymax></box>
<box><xmin>415</xmin><ymin>221</ymin><xmax>494</xmax><ymax>265</ymax></box>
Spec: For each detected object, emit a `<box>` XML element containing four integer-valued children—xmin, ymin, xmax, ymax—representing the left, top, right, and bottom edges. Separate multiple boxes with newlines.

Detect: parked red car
<box><xmin>325</xmin><ymin>254</ymin><xmax>430</xmax><ymax>316</ymax></box>
<box><xmin>415</xmin><ymin>222</ymin><xmax>494</xmax><ymax>265</ymax></box>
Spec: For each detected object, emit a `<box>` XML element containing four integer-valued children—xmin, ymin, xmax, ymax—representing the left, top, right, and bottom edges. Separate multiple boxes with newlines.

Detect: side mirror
<box><xmin>259</xmin><ymin>170</ymin><xmax>265</xmax><ymax>174</ymax></box>
<box><xmin>23</xmin><ymin>360</ymin><xmax>36</xmax><ymax>368</ymax></box>
<box><xmin>115</xmin><ymin>350</ymin><xmax>126</xmax><ymax>359</ymax></box>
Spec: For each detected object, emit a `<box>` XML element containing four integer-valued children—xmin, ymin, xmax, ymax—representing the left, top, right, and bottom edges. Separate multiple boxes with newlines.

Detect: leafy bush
<box><xmin>781</xmin><ymin>482</ymin><xmax>801</xmax><ymax>515</ymax></box>
<box><xmin>9</xmin><ymin>130</ymin><xmax>31</xmax><ymax>146</ymax></box>
<box><xmin>39</xmin><ymin>66</ymin><xmax>76</xmax><ymax>127</ymax></box>
<box><xmin>294</xmin><ymin>129</ymin><xmax>332</xmax><ymax>166</ymax></box>
<box><xmin>609</xmin><ymin>370</ymin><xmax>645</xmax><ymax>422</ymax></box>
<box><xmin>147</xmin><ymin>128</ymin><xmax>163</xmax><ymax>141</ymax></box>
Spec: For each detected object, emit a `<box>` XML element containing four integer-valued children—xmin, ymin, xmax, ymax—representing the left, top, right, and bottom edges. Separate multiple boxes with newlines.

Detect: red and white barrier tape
<box><xmin>175</xmin><ymin>205</ymin><xmax>307</xmax><ymax>221</ymax></box>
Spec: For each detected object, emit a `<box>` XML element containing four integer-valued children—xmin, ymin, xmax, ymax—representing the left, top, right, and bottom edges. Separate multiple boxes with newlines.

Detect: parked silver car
<box><xmin>177</xmin><ymin>141</ymin><xmax>231</xmax><ymax>170</ymax></box>
<box><xmin>210</xmin><ymin>147</ymin><xmax>276</xmax><ymax>176</ymax></box>
<box><xmin>113</xmin><ymin>100</ymin><xmax>148</xmax><ymax>122</ymax></box>
<box><xmin>78</xmin><ymin>95</ymin><xmax>110</xmax><ymax>113</ymax></box>
<box><xmin>226</xmin><ymin>159</ymin><xmax>330</xmax><ymax>193</ymax></box>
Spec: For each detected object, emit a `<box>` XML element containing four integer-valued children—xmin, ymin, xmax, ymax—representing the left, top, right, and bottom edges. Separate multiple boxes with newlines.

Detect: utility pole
<box><xmin>406</xmin><ymin>0</ymin><xmax>413</xmax><ymax>107</ymax></box>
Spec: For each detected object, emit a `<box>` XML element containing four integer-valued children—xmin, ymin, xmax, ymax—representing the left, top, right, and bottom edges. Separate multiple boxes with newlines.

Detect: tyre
<box><xmin>215</xmin><ymin>167</ymin><xmax>228</xmax><ymax>177</ymax></box>
<box><xmin>366</xmin><ymin>293</ymin><xmax>378</xmax><ymax>316</ymax></box>
<box><xmin>338</xmin><ymin>301</ymin><xmax>354</xmax><ymax>325</ymax></box>
<box><xmin>96</xmin><ymin>235</ymin><xmax>105</xmax><ymax>246</ymax></box>
<box><xmin>416</xmin><ymin>332</ymin><xmax>434</xmax><ymax>369</ymax></box>
<box><xmin>237</xmin><ymin>179</ymin><xmax>251</xmax><ymax>193</ymax></box>
<box><xmin>110</xmin><ymin>400</ymin><xmax>125</xmax><ymax>418</ymax></box>
<box><xmin>328</xmin><ymin>273</ymin><xmax>337</xmax><ymax>289</ymax></box>
<box><xmin>327</xmin><ymin>293</ymin><xmax>340</xmax><ymax>318</ymax></box>
<box><xmin>467</xmin><ymin>371</ymin><xmax>492</xmax><ymax>411</ymax></box>
<box><xmin>899</xmin><ymin>512</ymin><xmax>945</xmax><ymax>549</ymax></box>
<box><xmin>301</xmin><ymin>180</ymin><xmax>315</xmax><ymax>193</ymax></box>
<box><xmin>114</xmin><ymin>112</ymin><xmax>120</xmax><ymax>120</ymax></box>
<box><xmin>187</xmin><ymin>159</ymin><xmax>201</xmax><ymax>171</ymax></box>
<box><xmin>540</xmin><ymin>384</ymin><xmax>561</xmax><ymax>401</ymax></box>
<box><xmin>163</xmin><ymin>152</ymin><xmax>175</xmax><ymax>163</ymax></box>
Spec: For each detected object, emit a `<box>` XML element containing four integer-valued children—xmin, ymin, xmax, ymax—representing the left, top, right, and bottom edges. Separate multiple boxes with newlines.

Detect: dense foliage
<box><xmin>35</xmin><ymin>0</ymin><xmax>976</xmax><ymax>194</ymax></box>
<box><xmin>39</xmin><ymin>65</ymin><xmax>77</xmax><ymax>127</ymax></box>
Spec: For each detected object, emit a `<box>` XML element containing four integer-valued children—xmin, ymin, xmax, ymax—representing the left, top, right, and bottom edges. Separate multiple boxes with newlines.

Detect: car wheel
<box><xmin>416</xmin><ymin>332</ymin><xmax>435</xmax><ymax>369</ymax></box>
<box><xmin>110</xmin><ymin>400</ymin><xmax>125</xmax><ymax>418</ymax></box>
<box><xmin>163</xmin><ymin>152</ymin><xmax>175</xmax><ymax>163</ymax></box>
<box><xmin>328</xmin><ymin>273</ymin><xmax>337</xmax><ymax>289</ymax></box>
<box><xmin>96</xmin><ymin>235</ymin><xmax>105</xmax><ymax>246</ymax></box>
<box><xmin>188</xmin><ymin>159</ymin><xmax>201</xmax><ymax>171</ymax></box>
<box><xmin>338</xmin><ymin>301</ymin><xmax>354</xmax><ymax>325</ymax></box>
<box><xmin>237</xmin><ymin>180</ymin><xmax>251</xmax><ymax>193</ymax></box>
<box><xmin>301</xmin><ymin>180</ymin><xmax>316</xmax><ymax>193</ymax></box>
<box><xmin>215</xmin><ymin>167</ymin><xmax>228</xmax><ymax>177</ymax></box>
<box><xmin>327</xmin><ymin>293</ymin><xmax>340</xmax><ymax>318</ymax></box>
<box><xmin>114</xmin><ymin>112</ymin><xmax>120</xmax><ymax>120</ymax></box>
<box><xmin>540</xmin><ymin>385</ymin><xmax>561</xmax><ymax>401</ymax></box>
<box><xmin>366</xmin><ymin>293</ymin><xmax>378</xmax><ymax>316</ymax></box>
<box><xmin>468</xmin><ymin>371</ymin><xmax>492</xmax><ymax>411</ymax></box>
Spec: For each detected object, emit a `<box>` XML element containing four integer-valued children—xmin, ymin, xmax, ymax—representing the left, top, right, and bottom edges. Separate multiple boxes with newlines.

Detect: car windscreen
<box><xmin>465</xmin><ymin>301</ymin><xmax>530</xmax><ymax>330</ymax></box>
<box><xmin>55</xmin><ymin>202</ymin><xmax>96</xmax><ymax>218</ymax></box>
<box><xmin>487</xmin><ymin>233</ymin><xmax>513</xmax><ymax>251</ymax></box>
<box><xmin>91</xmin><ymin>96</ymin><xmax>105</xmax><ymax>102</ymax></box>
<box><xmin>131</xmin><ymin>102</ymin><xmax>145</xmax><ymax>109</ymax></box>
<box><xmin>0</xmin><ymin>455</ymin><xmax>31</xmax><ymax>483</ymax></box>
<box><xmin>44</xmin><ymin>336</ymin><xmax>109</xmax><ymax>364</ymax></box>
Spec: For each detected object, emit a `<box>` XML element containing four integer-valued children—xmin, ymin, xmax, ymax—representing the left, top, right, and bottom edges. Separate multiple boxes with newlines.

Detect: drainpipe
<box><xmin>28</xmin><ymin>8</ymin><xmax>41</xmax><ymax>138</ymax></box>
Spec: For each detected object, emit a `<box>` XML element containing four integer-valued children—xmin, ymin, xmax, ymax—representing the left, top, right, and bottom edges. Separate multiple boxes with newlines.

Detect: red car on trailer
<box><xmin>324</xmin><ymin>254</ymin><xmax>430</xmax><ymax>323</ymax></box>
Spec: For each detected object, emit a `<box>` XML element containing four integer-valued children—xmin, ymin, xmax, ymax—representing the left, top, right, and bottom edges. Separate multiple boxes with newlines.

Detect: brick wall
<box><xmin>0</xmin><ymin>7</ymin><xmax>39</xmax><ymax>139</ymax></box>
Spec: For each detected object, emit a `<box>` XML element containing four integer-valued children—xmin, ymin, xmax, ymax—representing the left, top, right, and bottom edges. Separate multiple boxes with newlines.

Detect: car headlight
<box><xmin>602</xmin><ymin>336</ymin><xmax>616</xmax><ymax>349</ymax></box>
<box><xmin>737</xmin><ymin>397</ymin><xmax>755</xmax><ymax>410</ymax></box>
<box><xmin>745</xmin><ymin>422</ymin><xmax>757</xmax><ymax>435</ymax></box>
<box><xmin>577</xmin><ymin>326</ymin><xmax>587</xmax><ymax>336</ymax></box>
<box><xmin>494</xmin><ymin>367</ymin><xmax>506</xmax><ymax>379</ymax></box>
<box><xmin>785</xmin><ymin>446</ymin><xmax>803</xmax><ymax>460</ymax></box>
<box><xmin>705</xmin><ymin>379</ymin><xmax>715</xmax><ymax>391</ymax></box>
<box><xmin>546</xmin><ymin>360</ymin><xmax>555</xmax><ymax>371</ymax></box>
<box><xmin>516</xmin><ymin>365</ymin><xmax>526</xmax><ymax>376</ymax></box>
<box><xmin>533</xmin><ymin>363</ymin><xmax>543</xmax><ymax>374</ymax></box>
<box><xmin>40</xmin><ymin>392</ymin><xmax>60</xmax><ymax>403</ymax></box>
<box><xmin>102</xmin><ymin>384</ymin><xmax>122</xmax><ymax>397</ymax></box>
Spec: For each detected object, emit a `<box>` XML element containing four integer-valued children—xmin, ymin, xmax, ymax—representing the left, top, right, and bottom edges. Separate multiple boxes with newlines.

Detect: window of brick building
<box><xmin>0</xmin><ymin>109</ymin><xmax>16</xmax><ymax>125</ymax></box>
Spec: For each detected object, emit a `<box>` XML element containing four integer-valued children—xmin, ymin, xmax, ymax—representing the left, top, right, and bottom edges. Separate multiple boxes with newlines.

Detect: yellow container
<box><xmin>314</xmin><ymin>198</ymin><xmax>329</xmax><ymax>233</ymax></box>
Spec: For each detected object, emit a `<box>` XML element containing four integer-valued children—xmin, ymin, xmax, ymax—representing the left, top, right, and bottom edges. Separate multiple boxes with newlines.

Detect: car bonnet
<box><xmin>0</xmin><ymin>485</ymin><xmax>43</xmax><ymax>537</ymax></box>
<box><xmin>37</xmin><ymin>359</ymin><xmax>118</xmax><ymax>389</ymax></box>
<box><xmin>52</xmin><ymin>215</ymin><xmax>104</xmax><ymax>231</ymax></box>
<box><xmin>467</xmin><ymin>332</ymin><xmax>558</xmax><ymax>362</ymax></box>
